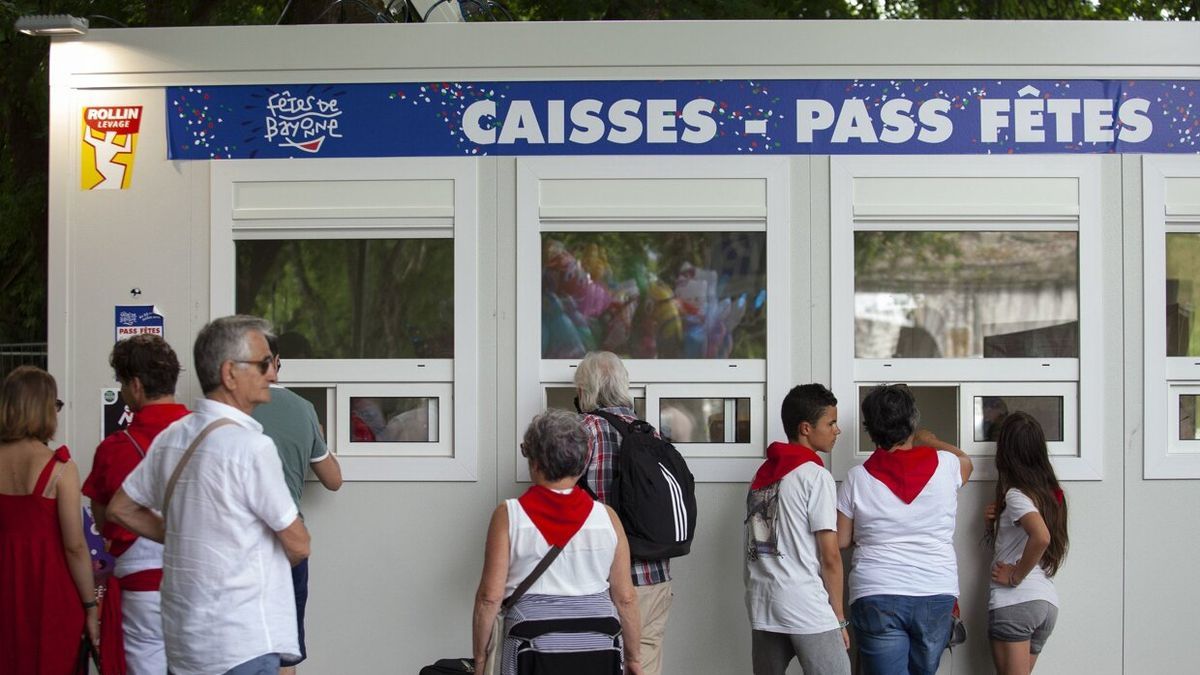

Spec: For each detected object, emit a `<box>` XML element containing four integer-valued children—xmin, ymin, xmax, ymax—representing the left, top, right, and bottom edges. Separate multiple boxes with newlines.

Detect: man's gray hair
<box><xmin>574</xmin><ymin>351</ymin><xmax>633</xmax><ymax>412</ymax></box>
<box><xmin>193</xmin><ymin>315</ymin><xmax>273</xmax><ymax>394</ymax></box>
<box><xmin>522</xmin><ymin>409</ymin><xmax>589</xmax><ymax>481</ymax></box>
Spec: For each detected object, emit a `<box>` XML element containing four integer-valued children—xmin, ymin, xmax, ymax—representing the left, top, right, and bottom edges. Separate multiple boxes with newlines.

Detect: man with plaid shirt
<box><xmin>576</xmin><ymin>351</ymin><xmax>673</xmax><ymax>675</ymax></box>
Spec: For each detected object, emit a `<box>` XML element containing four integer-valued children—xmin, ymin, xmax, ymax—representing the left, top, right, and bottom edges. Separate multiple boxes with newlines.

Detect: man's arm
<box><xmin>276</xmin><ymin>516</ymin><xmax>311</xmax><ymax>567</ymax></box>
<box><xmin>108</xmin><ymin>488</ymin><xmax>165</xmax><ymax>543</ymax></box>
<box><xmin>311</xmin><ymin>454</ymin><xmax>342</xmax><ymax>491</ymax></box>
<box><xmin>815</xmin><ymin>530</ymin><xmax>849</xmax><ymax>649</ymax></box>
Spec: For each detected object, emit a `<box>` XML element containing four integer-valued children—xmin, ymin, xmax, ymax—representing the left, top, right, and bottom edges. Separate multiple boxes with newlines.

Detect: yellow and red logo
<box><xmin>81</xmin><ymin>106</ymin><xmax>142</xmax><ymax>190</ymax></box>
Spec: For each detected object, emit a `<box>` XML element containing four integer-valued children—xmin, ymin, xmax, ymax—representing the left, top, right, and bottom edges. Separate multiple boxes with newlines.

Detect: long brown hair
<box><xmin>991</xmin><ymin>411</ymin><xmax>1069</xmax><ymax>576</ymax></box>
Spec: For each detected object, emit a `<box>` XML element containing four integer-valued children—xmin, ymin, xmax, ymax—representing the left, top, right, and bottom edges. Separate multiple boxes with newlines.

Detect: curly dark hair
<box><xmin>860</xmin><ymin>384</ymin><xmax>920</xmax><ymax>450</ymax></box>
<box><xmin>110</xmin><ymin>335</ymin><xmax>182</xmax><ymax>400</ymax></box>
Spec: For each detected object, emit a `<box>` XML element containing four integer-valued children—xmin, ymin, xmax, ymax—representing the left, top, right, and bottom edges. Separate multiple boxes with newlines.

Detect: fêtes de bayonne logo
<box><xmin>263</xmin><ymin>90</ymin><xmax>343</xmax><ymax>153</ymax></box>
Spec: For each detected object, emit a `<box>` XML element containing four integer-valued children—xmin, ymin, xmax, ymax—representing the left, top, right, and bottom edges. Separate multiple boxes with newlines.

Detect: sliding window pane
<box><xmin>1181</xmin><ymin>395</ymin><xmax>1199</xmax><ymax>441</ymax></box>
<box><xmin>854</xmin><ymin>232</ymin><xmax>1078</xmax><ymax>358</ymax></box>
<box><xmin>1166</xmin><ymin>233</ymin><xmax>1200</xmax><ymax>357</ymax></box>
<box><xmin>541</xmin><ymin>232</ymin><xmax>767</xmax><ymax>359</ymax></box>
<box><xmin>972</xmin><ymin>395</ymin><xmax>1064</xmax><ymax>442</ymax></box>
<box><xmin>349</xmin><ymin>396</ymin><xmax>438</xmax><ymax>442</ymax></box>
<box><xmin>236</xmin><ymin>239</ymin><xmax>454</xmax><ymax>359</ymax></box>
<box><xmin>658</xmin><ymin>397</ymin><xmax>751</xmax><ymax>444</ymax></box>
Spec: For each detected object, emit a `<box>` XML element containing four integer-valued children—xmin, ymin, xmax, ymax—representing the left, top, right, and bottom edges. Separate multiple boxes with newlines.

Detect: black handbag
<box><xmin>419</xmin><ymin>658</ymin><xmax>476</xmax><ymax>674</ymax></box>
<box><xmin>75</xmin><ymin>633</ymin><xmax>101</xmax><ymax>674</ymax></box>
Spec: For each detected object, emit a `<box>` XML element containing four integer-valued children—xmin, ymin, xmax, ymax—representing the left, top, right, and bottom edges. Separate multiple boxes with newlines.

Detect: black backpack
<box><xmin>581</xmin><ymin>410</ymin><xmax>697</xmax><ymax>560</ymax></box>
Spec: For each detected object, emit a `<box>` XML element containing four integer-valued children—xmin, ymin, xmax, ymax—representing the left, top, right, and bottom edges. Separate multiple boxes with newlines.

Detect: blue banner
<box><xmin>166</xmin><ymin>79</ymin><xmax>1200</xmax><ymax>159</ymax></box>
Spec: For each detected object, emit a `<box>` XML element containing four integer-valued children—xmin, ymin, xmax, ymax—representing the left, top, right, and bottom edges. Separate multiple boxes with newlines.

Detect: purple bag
<box><xmin>82</xmin><ymin>505</ymin><xmax>116</xmax><ymax>585</ymax></box>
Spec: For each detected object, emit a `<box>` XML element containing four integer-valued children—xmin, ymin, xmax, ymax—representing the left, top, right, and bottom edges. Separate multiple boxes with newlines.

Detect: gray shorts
<box><xmin>751</xmin><ymin>628</ymin><xmax>850</xmax><ymax>675</ymax></box>
<box><xmin>989</xmin><ymin>600</ymin><xmax>1059</xmax><ymax>654</ymax></box>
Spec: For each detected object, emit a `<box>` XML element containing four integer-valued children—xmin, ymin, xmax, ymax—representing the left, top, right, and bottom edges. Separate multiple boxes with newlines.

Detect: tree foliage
<box><xmin>0</xmin><ymin>0</ymin><xmax>1195</xmax><ymax>344</ymax></box>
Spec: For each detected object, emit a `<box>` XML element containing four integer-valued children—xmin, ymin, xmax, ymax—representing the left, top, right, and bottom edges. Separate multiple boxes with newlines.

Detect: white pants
<box><xmin>122</xmin><ymin>590</ymin><xmax>166</xmax><ymax>675</ymax></box>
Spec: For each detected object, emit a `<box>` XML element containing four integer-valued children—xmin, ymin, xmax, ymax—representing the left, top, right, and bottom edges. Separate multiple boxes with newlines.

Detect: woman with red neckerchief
<box><xmin>472</xmin><ymin>409</ymin><xmax>643</xmax><ymax>675</ymax></box>
<box><xmin>835</xmin><ymin>384</ymin><xmax>973</xmax><ymax>675</ymax></box>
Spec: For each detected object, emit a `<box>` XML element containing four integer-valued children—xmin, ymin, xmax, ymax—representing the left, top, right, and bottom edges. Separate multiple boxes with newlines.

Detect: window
<box><xmin>211</xmin><ymin>157</ymin><xmax>478</xmax><ymax>481</ymax></box>
<box><xmin>517</xmin><ymin>157</ymin><xmax>791</xmax><ymax>481</ymax></box>
<box><xmin>832</xmin><ymin>157</ymin><xmax>1103</xmax><ymax>480</ymax></box>
<box><xmin>1143</xmin><ymin>156</ymin><xmax>1200</xmax><ymax>478</ymax></box>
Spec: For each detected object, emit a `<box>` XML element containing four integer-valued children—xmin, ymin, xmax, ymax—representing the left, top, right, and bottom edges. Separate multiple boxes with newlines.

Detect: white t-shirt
<box><xmin>505</xmin><ymin>494</ymin><xmax>617</xmax><ymax>597</ymax></box>
<box><xmin>123</xmin><ymin>398</ymin><xmax>300</xmax><ymax>675</ymax></box>
<box><xmin>989</xmin><ymin>488</ymin><xmax>1059</xmax><ymax>610</ymax></box>
<box><xmin>744</xmin><ymin>462</ymin><xmax>840</xmax><ymax>634</ymax></box>
<box><xmin>836</xmin><ymin>451</ymin><xmax>962</xmax><ymax>603</ymax></box>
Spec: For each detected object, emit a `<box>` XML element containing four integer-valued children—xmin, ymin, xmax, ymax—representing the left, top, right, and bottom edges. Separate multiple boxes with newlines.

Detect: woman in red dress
<box><xmin>0</xmin><ymin>366</ymin><xmax>99</xmax><ymax>673</ymax></box>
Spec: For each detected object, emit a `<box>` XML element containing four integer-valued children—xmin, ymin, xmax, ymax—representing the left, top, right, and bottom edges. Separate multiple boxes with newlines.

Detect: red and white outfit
<box><xmin>83</xmin><ymin>403</ymin><xmax>189</xmax><ymax>675</ymax></box>
<box><xmin>836</xmin><ymin>447</ymin><xmax>963</xmax><ymax>602</ymax></box>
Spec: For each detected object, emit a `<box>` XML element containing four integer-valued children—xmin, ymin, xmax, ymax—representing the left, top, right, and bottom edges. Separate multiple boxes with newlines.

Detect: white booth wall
<box><xmin>45</xmin><ymin>21</ymin><xmax>1200</xmax><ymax>674</ymax></box>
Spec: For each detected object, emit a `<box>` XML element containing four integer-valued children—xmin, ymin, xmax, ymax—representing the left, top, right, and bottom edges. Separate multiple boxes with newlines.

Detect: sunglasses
<box><xmin>232</xmin><ymin>355</ymin><xmax>276</xmax><ymax>375</ymax></box>
<box><xmin>55</xmin><ymin>399</ymin><xmax>64</xmax><ymax>412</ymax></box>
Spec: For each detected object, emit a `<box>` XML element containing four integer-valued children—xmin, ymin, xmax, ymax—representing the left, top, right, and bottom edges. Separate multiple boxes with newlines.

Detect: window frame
<box><xmin>831</xmin><ymin>155</ymin><xmax>1103</xmax><ymax>481</ymax></box>
<box><xmin>1143</xmin><ymin>155</ymin><xmax>1200</xmax><ymax>478</ymax></box>
<box><xmin>516</xmin><ymin>157</ymin><xmax>791</xmax><ymax>482</ymax></box>
<box><xmin>210</xmin><ymin>157</ymin><xmax>478</xmax><ymax>481</ymax></box>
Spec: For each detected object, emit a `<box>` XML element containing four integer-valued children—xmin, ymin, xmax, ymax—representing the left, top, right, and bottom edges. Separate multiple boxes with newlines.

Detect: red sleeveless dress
<box><xmin>0</xmin><ymin>446</ymin><xmax>86</xmax><ymax>674</ymax></box>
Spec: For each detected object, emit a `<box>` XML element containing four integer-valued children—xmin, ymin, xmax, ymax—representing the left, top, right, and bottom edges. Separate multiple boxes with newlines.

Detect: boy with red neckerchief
<box><xmin>744</xmin><ymin>384</ymin><xmax>851</xmax><ymax>675</ymax></box>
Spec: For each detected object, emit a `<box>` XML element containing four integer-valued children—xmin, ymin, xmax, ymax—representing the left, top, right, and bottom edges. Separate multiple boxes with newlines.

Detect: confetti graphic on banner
<box><xmin>171</xmin><ymin>87</ymin><xmax>237</xmax><ymax>158</ymax></box>
<box><xmin>167</xmin><ymin>79</ymin><xmax>1200</xmax><ymax>159</ymax></box>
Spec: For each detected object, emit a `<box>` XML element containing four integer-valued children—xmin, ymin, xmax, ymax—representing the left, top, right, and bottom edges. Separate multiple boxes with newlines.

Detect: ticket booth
<box><xmin>45</xmin><ymin>20</ymin><xmax>1200</xmax><ymax>673</ymax></box>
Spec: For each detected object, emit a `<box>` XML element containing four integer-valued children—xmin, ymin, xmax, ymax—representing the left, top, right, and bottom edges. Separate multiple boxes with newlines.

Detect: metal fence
<box><xmin>0</xmin><ymin>343</ymin><xmax>48</xmax><ymax>377</ymax></box>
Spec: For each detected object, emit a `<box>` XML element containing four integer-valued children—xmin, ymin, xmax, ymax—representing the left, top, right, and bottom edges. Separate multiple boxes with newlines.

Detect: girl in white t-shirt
<box><xmin>984</xmin><ymin>412</ymin><xmax>1070</xmax><ymax>675</ymax></box>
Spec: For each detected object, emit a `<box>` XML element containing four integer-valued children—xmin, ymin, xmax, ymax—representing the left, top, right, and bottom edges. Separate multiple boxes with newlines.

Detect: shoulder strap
<box><xmin>589</xmin><ymin>409</ymin><xmax>632</xmax><ymax>437</ymax></box>
<box><xmin>33</xmin><ymin>447</ymin><xmax>69</xmax><ymax>496</ymax></box>
<box><xmin>122</xmin><ymin>429</ymin><xmax>146</xmax><ymax>458</ymax></box>
<box><xmin>163</xmin><ymin>419</ymin><xmax>237</xmax><ymax>517</ymax></box>
<box><xmin>501</xmin><ymin>545</ymin><xmax>563</xmax><ymax>611</ymax></box>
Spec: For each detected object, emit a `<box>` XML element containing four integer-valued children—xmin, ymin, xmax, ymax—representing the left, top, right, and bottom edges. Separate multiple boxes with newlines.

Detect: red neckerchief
<box><xmin>125</xmin><ymin>403</ymin><xmax>190</xmax><ymax>452</ymax></box>
<box><xmin>750</xmin><ymin>441</ymin><xmax>824</xmax><ymax>490</ymax></box>
<box><xmin>517</xmin><ymin>485</ymin><xmax>595</xmax><ymax>547</ymax></box>
<box><xmin>863</xmin><ymin>446</ymin><xmax>938</xmax><ymax>504</ymax></box>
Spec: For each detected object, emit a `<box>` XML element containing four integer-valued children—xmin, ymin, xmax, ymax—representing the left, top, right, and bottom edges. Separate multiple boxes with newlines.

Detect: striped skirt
<box><xmin>500</xmin><ymin>592</ymin><xmax>623</xmax><ymax>675</ymax></box>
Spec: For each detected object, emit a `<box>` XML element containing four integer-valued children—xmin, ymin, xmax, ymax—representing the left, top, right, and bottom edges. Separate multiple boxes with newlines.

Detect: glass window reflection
<box><xmin>1181</xmin><ymin>395</ymin><xmax>1199</xmax><ymax>442</ymax></box>
<box><xmin>658</xmin><ymin>397</ymin><xmax>750</xmax><ymax>444</ymax></box>
<box><xmin>972</xmin><ymin>396</ymin><xmax>1064</xmax><ymax>442</ymax></box>
<box><xmin>541</xmin><ymin>232</ymin><xmax>767</xmax><ymax>360</ymax></box>
<box><xmin>236</xmin><ymin>239</ymin><xmax>454</xmax><ymax>360</ymax></box>
<box><xmin>1166</xmin><ymin>233</ymin><xmax>1200</xmax><ymax>357</ymax></box>
<box><xmin>349</xmin><ymin>396</ymin><xmax>438</xmax><ymax>443</ymax></box>
<box><xmin>854</xmin><ymin>231</ymin><xmax>1078</xmax><ymax>359</ymax></box>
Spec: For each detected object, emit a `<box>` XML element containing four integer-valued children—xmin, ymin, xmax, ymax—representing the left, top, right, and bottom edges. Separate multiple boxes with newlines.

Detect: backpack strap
<box><xmin>588</xmin><ymin>409</ymin><xmax>633</xmax><ymax>437</ymax></box>
<box><xmin>163</xmin><ymin>419</ymin><xmax>236</xmax><ymax>517</ymax></box>
<box><xmin>122</xmin><ymin>429</ymin><xmax>146</xmax><ymax>459</ymax></box>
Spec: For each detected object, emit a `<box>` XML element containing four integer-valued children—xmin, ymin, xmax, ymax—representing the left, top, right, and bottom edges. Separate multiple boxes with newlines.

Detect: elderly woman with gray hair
<box><xmin>835</xmin><ymin>384</ymin><xmax>973</xmax><ymax>675</ymax></box>
<box><xmin>473</xmin><ymin>409</ymin><xmax>642</xmax><ymax>675</ymax></box>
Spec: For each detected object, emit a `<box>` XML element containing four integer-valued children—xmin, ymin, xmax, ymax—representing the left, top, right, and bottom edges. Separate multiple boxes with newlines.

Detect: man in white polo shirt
<box><xmin>111</xmin><ymin>315</ymin><xmax>310</xmax><ymax>675</ymax></box>
<box><xmin>744</xmin><ymin>383</ymin><xmax>850</xmax><ymax>675</ymax></box>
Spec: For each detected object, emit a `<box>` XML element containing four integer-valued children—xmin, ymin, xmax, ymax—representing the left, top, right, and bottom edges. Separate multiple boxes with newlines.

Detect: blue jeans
<box><xmin>281</xmin><ymin>558</ymin><xmax>309</xmax><ymax>667</ymax></box>
<box><xmin>222</xmin><ymin>653</ymin><xmax>281</xmax><ymax>675</ymax></box>
<box><xmin>851</xmin><ymin>594</ymin><xmax>955</xmax><ymax>675</ymax></box>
